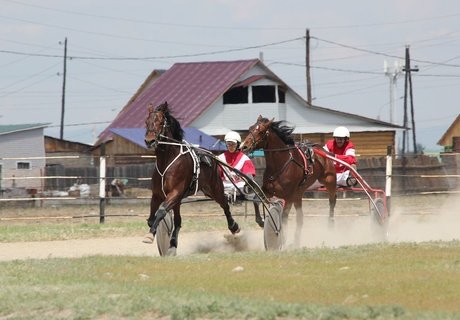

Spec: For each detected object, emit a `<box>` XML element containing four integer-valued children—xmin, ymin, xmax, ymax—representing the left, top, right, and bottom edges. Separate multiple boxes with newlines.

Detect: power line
<box><xmin>0</xmin><ymin>37</ymin><xmax>304</xmax><ymax>60</ymax></box>
<box><xmin>312</xmin><ymin>36</ymin><xmax>460</xmax><ymax>68</ymax></box>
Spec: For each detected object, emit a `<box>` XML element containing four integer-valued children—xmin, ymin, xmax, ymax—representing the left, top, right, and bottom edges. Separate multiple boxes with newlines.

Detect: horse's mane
<box><xmin>164</xmin><ymin>110</ymin><xmax>184</xmax><ymax>142</ymax></box>
<box><xmin>266</xmin><ymin>118</ymin><xmax>295</xmax><ymax>145</ymax></box>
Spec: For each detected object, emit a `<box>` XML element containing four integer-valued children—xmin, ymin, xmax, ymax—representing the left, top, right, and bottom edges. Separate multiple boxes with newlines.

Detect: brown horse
<box><xmin>143</xmin><ymin>102</ymin><xmax>240</xmax><ymax>255</ymax></box>
<box><xmin>240</xmin><ymin>116</ymin><xmax>337</xmax><ymax>247</ymax></box>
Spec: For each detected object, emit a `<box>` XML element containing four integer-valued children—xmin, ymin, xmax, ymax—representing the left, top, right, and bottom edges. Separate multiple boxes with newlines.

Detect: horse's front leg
<box><xmin>146</xmin><ymin>192</ymin><xmax>182</xmax><ymax>241</ymax></box>
<box><xmin>281</xmin><ymin>202</ymin><xmax>292</xmax><ymax>246</ymax></box>
<box><xmin>293</xmin><ymin>200</ymin><xmax>303</xmax><ymax>248</ymax></box>
<box><xmin>324</xmin><ymin>178</ymin><xmax>337</xmax><ymax>228</ymax></box>
<box><xmin>142</xmin><ymin>193</ymin><xmax>163</xmax><ymax>243</ymax></box>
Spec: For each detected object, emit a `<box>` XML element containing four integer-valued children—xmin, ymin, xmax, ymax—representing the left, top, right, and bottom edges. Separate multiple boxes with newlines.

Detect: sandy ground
<box><xmin>1</xmin><ymin>193</ymin><xmax>459</xmax><ymax>261</ymax></box>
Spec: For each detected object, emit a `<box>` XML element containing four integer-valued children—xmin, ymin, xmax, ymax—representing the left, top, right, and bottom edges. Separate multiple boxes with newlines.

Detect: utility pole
<box><xmin>306</xmin><ymin>28</ymin><xmax>312</xmax><ymax>106</ymax></box>
<box><xmin>384</xmin><ymin>60</ymin><xmax>403</xmax><ymax>124</ymax></box>
<box><xmin>60</xmin><ymin>37</ymin><xmax>67</xmax><ymax>140</ymax></box>
<box><xmin>402</xmin><ymin>45</ymin><xmax>419</xmax><ymax>156</ymax></box>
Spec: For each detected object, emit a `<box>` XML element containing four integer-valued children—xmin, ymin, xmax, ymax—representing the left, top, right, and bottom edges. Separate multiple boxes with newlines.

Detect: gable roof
<box><xmin>0</xmin><ymin>123</ymin><xmax>49</xmax><ymax>136</ymax></box>
<box><xmin>110</xmin><ymin>127</ymin><xmax>226</xmax><ymax>151</ymax></box>
<box><xmin>97</xmin><ymin>59</ymin><xmax>260</xmax><ymax>143</ymax></box>
<box><xmin>97</xmin><ymin>59</ymin><xmax>259</xmax><ymax>144</ymax></box>
<box><xmin>437</xmin><ymin>114</ymin><xmax>460</xmax><ymax>146</ymax></box>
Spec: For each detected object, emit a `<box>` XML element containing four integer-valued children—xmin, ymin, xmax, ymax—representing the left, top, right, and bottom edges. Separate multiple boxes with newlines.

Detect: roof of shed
<box><xmin>0</xmin><ymin>123</ymin><xmax>49</xmax><ymax>136</ymax></box>
<box><xmin>98</xmin><ymin>59</ymin><xmax>259</xmax><ymax>143</ymax></box>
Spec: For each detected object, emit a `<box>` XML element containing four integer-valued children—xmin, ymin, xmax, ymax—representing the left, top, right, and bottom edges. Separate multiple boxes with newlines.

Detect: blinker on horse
<box><xmin>143</xmin><ymin>101</ymin><xmax>240</xmax><ymax>256</ymax></box>
<box><xmin>240</xmin><ymin>115</ymin><xmax>337</xmax><ymax>247</ymax></box>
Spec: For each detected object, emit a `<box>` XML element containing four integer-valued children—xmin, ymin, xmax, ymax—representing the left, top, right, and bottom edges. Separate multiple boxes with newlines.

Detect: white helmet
<box><xmin>333</xmin><ymin>126</ymin><xmax>350</xmax><ymax>138</ymax></box>
<box><xmin>224</xmin><ymin>131</ymin><xmax>241</xmax><ymax>143</ymax></box>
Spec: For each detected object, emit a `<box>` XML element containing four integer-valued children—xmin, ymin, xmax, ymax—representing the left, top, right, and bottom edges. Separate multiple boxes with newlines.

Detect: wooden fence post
<box><xmin>99</xmin><ymin>143</ymin><xmax>106</xmax><ymax>224</ymax></box>
<box><xmin>385</xmin><ymin>145</ymin><xmax>393</xmax><ymax>215</ymax></box>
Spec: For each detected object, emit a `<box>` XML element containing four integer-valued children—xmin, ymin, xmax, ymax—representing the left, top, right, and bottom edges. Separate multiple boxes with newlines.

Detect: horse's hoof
<box><xmin>167</xmin><ymin>247</ymin><xmax>177</xmax><ymax>256</ymax></box>
<box><xmin>256</xmin><ymin>219</ymin><xmax>264</xmax><ymax>229</ymax></box>
<box><xmin>142</xmin><ymin>233</ymin><xmax>154</xmax><ymax>244</ymax></box>
<box><xmin>230</xmin><ymin>222</ymin><xmax>240</xmax><ymax>234</ymax></box>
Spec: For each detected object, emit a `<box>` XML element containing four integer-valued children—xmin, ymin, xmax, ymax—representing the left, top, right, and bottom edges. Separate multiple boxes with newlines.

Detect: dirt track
<box><xmin>1</xmin><ymin>193</ymin><xmax>459</xmax><ymax>261</ymax></box>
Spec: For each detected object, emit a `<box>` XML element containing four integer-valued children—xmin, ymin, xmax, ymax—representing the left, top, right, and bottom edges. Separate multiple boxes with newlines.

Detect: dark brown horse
<box><xmin>240</xmin><ymin>116</ymin><xmax>337</xmax><ymax>247</ymax></box>
<box><xmin>143</xmin><ymin>102</ymin><xmax>240</xmax><ymax>255</ymax></box>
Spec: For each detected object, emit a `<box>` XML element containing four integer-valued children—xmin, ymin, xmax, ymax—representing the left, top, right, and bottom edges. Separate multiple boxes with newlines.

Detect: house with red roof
<box><xmin>97</xmin><ymin>59</ymin><xmax>402</xmax><ymax>157</ymax></box>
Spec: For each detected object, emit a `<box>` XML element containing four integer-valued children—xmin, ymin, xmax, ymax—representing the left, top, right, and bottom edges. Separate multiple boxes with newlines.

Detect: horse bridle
<box><xmin>246</xmin><ymin>122</ymin><xmax>296</xmax><ymax>153</ymax></box>
<box><xmin>147</xmin><ymin>110</ymin><xmax>168</xmax><ymax>149</ymax></box>
<box><xmin>245</xmin><ymin>122</ymin><xmax>270</xmax><ymax>152</ymax></box>
<box><xmin>247</xmin><ymin>121</ymin><xmax>306</xmax><ymax>183</ymax></box>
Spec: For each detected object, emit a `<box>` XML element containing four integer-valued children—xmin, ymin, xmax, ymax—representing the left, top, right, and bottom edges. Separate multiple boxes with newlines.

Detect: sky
<box><xmin>1</xmin><ymin>0</ymin><xmax>459</xmax><ymax>151</ymax></box>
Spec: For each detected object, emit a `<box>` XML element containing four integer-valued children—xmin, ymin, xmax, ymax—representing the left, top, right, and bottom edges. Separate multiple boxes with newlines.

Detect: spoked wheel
<box><xmin>370</xmin><ymin>198</ymin><xmax>388</xmax><ymax>225</ymax></box>
<box><xmin>156</xmin><ymin>210</ymin><xmax>173</xmax><ymax>256</ymax></box>
<box><xmin>263</xmin><ymin>203</ymin><xmax>283</xmax><ymax>251</ymax></box>
<box><xmin>370</xmin><ymin>198</ymin><xmax>389</xmax><ymax>241</ymax></box>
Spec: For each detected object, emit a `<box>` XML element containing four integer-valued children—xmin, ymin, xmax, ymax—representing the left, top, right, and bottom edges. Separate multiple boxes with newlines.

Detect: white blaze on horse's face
<box><xmin>145</xmin><ymin>111</ymin><xmax>165</xmax><ymax>148</ymax></box>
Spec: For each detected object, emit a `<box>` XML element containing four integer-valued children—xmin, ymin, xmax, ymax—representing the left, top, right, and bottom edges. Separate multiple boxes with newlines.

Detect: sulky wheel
<box><xmin>156</xmin><ymin>210</ymin><xmax>173</xmax><ymax>256</ymax></box>
<box><xmin>263</xmin><ymin>203</ymin><xmax>283</xmax><ymax>250</ymax></box>
<box><xmin>370</xmin><ymin>198</ymin><xmax>389</xmax><ymax>241</ymax></box>
<box><xmin>370</xmin><ymin>198</ymin><xmax>388</xmax><ymax>226</ymax></box>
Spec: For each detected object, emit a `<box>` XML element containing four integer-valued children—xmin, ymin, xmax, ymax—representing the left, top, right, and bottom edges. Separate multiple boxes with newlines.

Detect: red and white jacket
<box><xmin>218</xmin><ymin>151</ymin><xmax>256</xmax><ymax>189</ymax></box>
<box><xmin>324</xmin><ymin>139</ymin><xmax>357</xmax><ymax>173</ymax></box>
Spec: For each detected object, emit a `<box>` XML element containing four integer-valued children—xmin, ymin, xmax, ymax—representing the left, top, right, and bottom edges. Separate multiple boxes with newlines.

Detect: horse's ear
<box><xmin>157</xmin><ymin>101</ymin><xmax>168</xmax><ymax>112</ymax></box>
<box><xmin>269</xmin><ymin>117</ymin><xmax>274</xmax><ymax>125</ymax></box>
<box><xmin>257</xmin><ymin>115</ymin><xmax>263</xmax><ymax>121</ymax></box>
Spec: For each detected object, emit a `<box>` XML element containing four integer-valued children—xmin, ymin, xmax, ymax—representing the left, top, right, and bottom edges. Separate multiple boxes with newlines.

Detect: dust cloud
<box><xmin>177</xmin><ymin>193</ymin><xmax>460</xmax><ymax>255</ymax></box>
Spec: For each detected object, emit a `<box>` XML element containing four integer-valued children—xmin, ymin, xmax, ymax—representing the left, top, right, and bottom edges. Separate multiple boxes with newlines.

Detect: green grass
<box><xmin>1</xmin><ymin>241</ymin><xmax>460</xmax><ymax>319</ymax></box>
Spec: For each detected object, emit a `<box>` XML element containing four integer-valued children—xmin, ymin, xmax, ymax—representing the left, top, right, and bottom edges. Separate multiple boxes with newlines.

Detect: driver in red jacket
<box><xmin>218</xmin><ymin>131</ymin><xmax>256</xmax><ymax>202</ymax></box>
<box><xmin>324</xmin><ymin>126</ymin><xmax>358</xmax><ymax>187</ymax></box>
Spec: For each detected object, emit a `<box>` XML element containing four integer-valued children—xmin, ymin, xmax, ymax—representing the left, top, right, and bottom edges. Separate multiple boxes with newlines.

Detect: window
<box><xmin>252</xmin><ymin>85</ymin><xmax>276</xmax><ymax>103</ymax></box>
<box><xmin>17</xmin><ymin>162</ymin><xmax>31</xmax><ymax>170</ymax></box>
<box><xmin>223</xmin><ymin>87</ymin><xmax>248</xmax><ymax>104</ymax></box>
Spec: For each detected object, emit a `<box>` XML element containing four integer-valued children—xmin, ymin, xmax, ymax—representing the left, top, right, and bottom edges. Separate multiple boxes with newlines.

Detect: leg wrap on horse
<box><xmin>149</xmin><ymin>204</ymin><xmax>168</xmax><ymax>235</ymax></box>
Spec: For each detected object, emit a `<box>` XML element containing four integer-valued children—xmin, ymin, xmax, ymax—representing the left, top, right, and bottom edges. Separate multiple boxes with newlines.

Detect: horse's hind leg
<box><xmin>207</xmin><ymin>188</ymin><xmax>239</xmax><ymax>234</ymax></box>
<box><xmin>253</xmin><ymin>202</ymin><xmax>264</xmax><ymax>228</ymax></box>
<box><xmin>167</xmin><ymin>205</ymin><xmax>182</xmax><ymax>256</ymax></box>
<box><xmin>223</xmin><ymin>200</ymin><xmax>240</xmax><ymax>234</ymax></box>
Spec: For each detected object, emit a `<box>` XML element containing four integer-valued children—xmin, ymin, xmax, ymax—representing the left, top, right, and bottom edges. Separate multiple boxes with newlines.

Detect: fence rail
<box><xmin>1</xmin><ymin>153</ymin><xmax>460</xmax><ymax>204</ymax></box>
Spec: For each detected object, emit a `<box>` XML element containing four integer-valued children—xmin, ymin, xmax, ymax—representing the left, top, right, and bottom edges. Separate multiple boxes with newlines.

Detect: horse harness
<box><xmin>155</xmin><ymin>140</ymin><xmax>201</xmax><ymax>197</ymax></box>
<box><xmin>267</xmin><ymin>143</ymin><xmax>316</xmax><ymax>186</ymax></box>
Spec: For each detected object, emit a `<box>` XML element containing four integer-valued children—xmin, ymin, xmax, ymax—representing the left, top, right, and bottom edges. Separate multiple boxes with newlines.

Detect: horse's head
<box><xmin>240</xmin><ymin>115</ymin><xmax>273</xmax><ymax>153</ymax></box>
<box><xmin>145</xmin><ymin>101</ymin><xmax>169</xmax><ymax>149</ymax></box>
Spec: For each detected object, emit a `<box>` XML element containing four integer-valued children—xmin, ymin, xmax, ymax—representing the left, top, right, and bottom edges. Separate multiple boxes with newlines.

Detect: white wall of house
<box><xmin>0</xmin><ymin>128</ymin><xmax>46</xmax><ymax>189</ymax></box>
<box><xmin>192</xmin><ymin>72</ymin><xmax>292</xmax><ymax>134</ymax></box>
<box><xmin>190</xmin><ymin>62</ymin><xmax>399</xmax><ymax>136</ymax></box>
